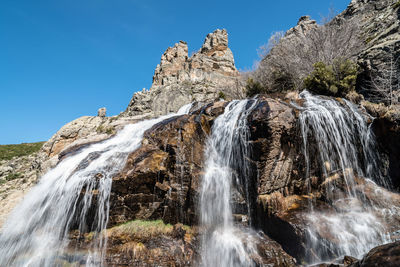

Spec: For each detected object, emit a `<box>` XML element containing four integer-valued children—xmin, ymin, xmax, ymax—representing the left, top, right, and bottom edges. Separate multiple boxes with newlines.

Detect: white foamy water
<box><xmin>298</xmin><ymin>91</ymin><xmax>391</xmax><ymax>263</ymax></box>
<box><xmin>200</xmin><ymin>99</ymin><xmax>258</xmax><ymax>267</ymax></box>
<box><xmin>0</xmin><ymin>106</ymin><xmax>191</xmax><ymax>267</ymax></box>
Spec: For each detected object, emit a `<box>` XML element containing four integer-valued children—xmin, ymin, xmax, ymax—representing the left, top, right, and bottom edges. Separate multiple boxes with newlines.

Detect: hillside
<box><xmin>0</xmin><ymin>0</ymin><xmax>399</xmax><ymax>266</ymax></box>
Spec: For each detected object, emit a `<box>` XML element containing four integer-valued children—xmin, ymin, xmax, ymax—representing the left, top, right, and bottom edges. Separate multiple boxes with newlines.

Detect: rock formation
<box><xmin>0</xmin><ymin>154</ymin><xmax>41</xmax><ymax>226</ymax></box>
<box><xmin>124</xmin><ymin>29</ymin><xmax>243</xmax><ymax>117</ymax></box>
<box><xmin>1</xmin><ymin>1</ymin><xmax>400</xmax><ymax>266</ymax></box>
<box><xmin>97</xmin><ymin>107</ymin><xmax>106</xmax><ymax>117</ymax></box>
<box><xmin>340</xmin><ymin>0</ymin><xmax>400</xmax><ymax>102</ymax></box>
<box><xmin>350</xmin><ymin>241</ymin><xmax>400</xmax><ymax>267</ymax></box>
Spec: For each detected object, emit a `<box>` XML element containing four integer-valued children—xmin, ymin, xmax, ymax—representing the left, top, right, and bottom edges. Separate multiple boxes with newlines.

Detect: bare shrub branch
<box><xmin>363</xmin><ymin>45</ymin><xmax>400</xmax><ymax>106</ymax></box>
<box><xmin>249</xmin><ymin>16</ymin><xmax>364</xmax><ymax>93</ymax></box>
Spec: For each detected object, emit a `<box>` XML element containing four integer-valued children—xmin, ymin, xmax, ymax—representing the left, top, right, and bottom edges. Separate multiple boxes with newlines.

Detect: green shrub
<box><xmin>304</xmin><ymin>59</ymin><xmax>357</xmax><ymax>97</ymax></box>
<box><xmin>0</xmin><ymin>142</ymin><xmax>44</xmax><ymax>161</ymax></box>
<box><xmin>246</xmin><ymin>78</ymin><xmax>265</xmax><ymax>97</ymax></box>
<box><xmin>217</xmin><ymin>91</ymin><xmax>226</xmax><ymax>100</ymax></box>
<box><xmin>270</xmin><ymin>71</ymin><xmax>295</xmax><ymax>92</ymax></box>
<box><xmin>6</xmin><ymin>172</ymin><xmax>23</xmax><ymax>181</ymax></box>
<box><xmin>393</xmin><ymin>1</ymin><xmax>400</xmax><ymax>9</ymax></box>
<box><xmin>96</xmin><ymin>125</ymin><xmax>115</xmax><ymax>135</ymax></box>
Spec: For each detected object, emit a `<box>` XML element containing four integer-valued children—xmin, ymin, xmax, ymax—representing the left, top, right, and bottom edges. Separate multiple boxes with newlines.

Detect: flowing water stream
<box><xmin>0</xmin><ymin>93</ymin><xmax>397</xmax><ymax>266</ymax></box>
<box><xmin>298</xmin><ymin>91</ymin><xmax>391</xmax><ymax>263</ymax></box>
<box><xmin>200</xmin><ymin>99</ymin><xmax>258</xmax><ymax>267</ymax></box>
<box><xmin>0</xmin><ymin>104</ymin><xmax>192</xmax><ymax>267</ymax></box>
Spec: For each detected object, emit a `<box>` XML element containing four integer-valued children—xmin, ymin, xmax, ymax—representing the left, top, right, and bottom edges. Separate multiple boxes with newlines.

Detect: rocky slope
<box><xmin>1</xmin><ymin>0</ymin><xmax>400</xmax><ymax>266</ymax></box>
<box><xmin>0</xmin><ymin>153</ymin><xmax>41</xmax><ymax>226</ymax></box>
<box><xmin>342</xmin><ymin>0</ymin><xmax>400</xmax><ymax>101</ymax></box>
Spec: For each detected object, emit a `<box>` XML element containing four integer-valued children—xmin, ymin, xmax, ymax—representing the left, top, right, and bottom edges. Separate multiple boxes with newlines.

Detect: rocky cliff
<box><xmin>124</xmin><ymin>29</ymin><xmax>243</xmax><ymax>117</ymax></box>
<box><xmin>1</xmin><ymin>0</ymin><xmax>400</xmax><ymax>266</ymax></box>
<box><xmin>341</xmin><ymin>0</ymin><xmax>400</xmax><ymax>101</ymax></box>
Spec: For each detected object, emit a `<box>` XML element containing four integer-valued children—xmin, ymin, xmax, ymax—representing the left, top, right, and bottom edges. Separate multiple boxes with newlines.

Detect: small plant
<box><xmin>217</xmin><ymin>91</ymin><xmax>226</xmax><ymax>100</ymax></box>
<box><xmin>96</xmin><ymin>125</ymin><xmax>115</xmax><ymax>135</ymax></box>
<box><xmin>393</xmin><ymin>1</ymin><xmax>400</xmax><ymax>9</ymax></box>
<box><xmin>6</xmin><ymin>172</ymin><xmax>23</xmax><ymax>181</ymax></box>
<box><xmin>246</xmin><ymin>78</ymin><xmax>265</xmax><ymax>97</ymax></box>
<box><xmin>109</xmin><ymin>115</ymin><xmax>119</xmax><ymax>123</ymax></box>
<box><xmin>304</xmin><ymin>59</ymin><xmax>357</xmax><ymax>97</ymax></box>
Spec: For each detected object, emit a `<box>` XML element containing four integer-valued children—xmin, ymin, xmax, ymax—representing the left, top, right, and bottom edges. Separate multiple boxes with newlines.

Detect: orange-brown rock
<box><xmin>110</xmin><ymin>113</ymin><xmax>214</xmax><ymax>226</ymax></box>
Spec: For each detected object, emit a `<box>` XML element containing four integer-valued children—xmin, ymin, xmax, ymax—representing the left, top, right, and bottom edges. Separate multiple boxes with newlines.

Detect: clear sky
<box><xmin>0</xmin><ymin>0</ymin><xmax>351</xmax><ymax>145</ymax></box>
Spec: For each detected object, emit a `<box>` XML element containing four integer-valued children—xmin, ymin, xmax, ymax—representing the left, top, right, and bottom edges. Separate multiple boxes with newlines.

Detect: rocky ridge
<box><xmin>341</xmin><ymin>0</ymin><xmax>400</xmax><ymax>101</ymax></box>
<box><xmin>1</xmin><ymin>0</ymin><xmax>400</xmax><ymax>266</ymax></box>
<box><xmin>124</xmin><ymin>29</ymin><xmax>243</xmax><ymax>117</ymax></box>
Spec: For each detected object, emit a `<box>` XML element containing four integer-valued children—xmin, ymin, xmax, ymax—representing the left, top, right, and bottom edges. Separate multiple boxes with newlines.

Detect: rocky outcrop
<box><xmin>0</xmin><ymin>154</ymin><xmax>41</xmax><ymax>226</ymax></box>
<box><xmin>340</xmin><ymin>0</ymin><xmax>400</xmax><ymax>102</ymax></box>
<box><xmin>109</xmin><ymin>112</ymin><xmax>215</xmax><ymax>226</ymax></box>
<box><xmin>285</xmin><ymin>16</ymin><xmax>318</xmax><ymax>40</ymax></box>
<box><xmin>124</xmin><ymin>29</ymin><xmax>243</xmax><ymax>117</ymax></box>
<box><xmin>98</xmin><ymin>107</ymin><xmax>106</xmax><ymax>117</ymax></box>
<box><xmin>351</xmin><ymin>241</ymin><xmax>400</xmax><ymax>267</ymax></box>
<box><xmin>39</xmin><ymin>114</ymin><xmax>149</xmax><ymax>172</ymax></box>
<box><xmin>107</xmin><ymin>96</ymin><xmax>309</xmax><ymax>263</ymax></box>
<box><xmin>367</xmin><ymin>102</ymin><xmax>400</xmax><ymax>190</ymax></box>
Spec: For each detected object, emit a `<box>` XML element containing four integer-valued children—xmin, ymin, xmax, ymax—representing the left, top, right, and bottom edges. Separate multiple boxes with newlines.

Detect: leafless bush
<box><xmin>250</xmin><ymin>16</ymin><xmax>364</xmax><ymax>93</ymax></box>
<box><xmin>364</xmin><ymin>46</ymin><xmax>400</xmax><ymax>106</ymax></box>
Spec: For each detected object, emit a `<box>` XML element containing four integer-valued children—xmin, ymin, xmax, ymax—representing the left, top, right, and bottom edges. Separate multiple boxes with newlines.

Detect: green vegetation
<box><xmin>393</xmin><ymin>1</ymin><xmax>400</xmax><ymax>9</ymax></box>
<box><xmin>6</xmin><ymin>172</ymin><xmax>23</xmax><ymax>181</ymax></box>
<box><xmin>217</xmin><ymin>91</ymin><xmax>226</xmax><ymax>100</ymax></box>
<box><xmin>96</xmin><ymin>125</ymin><xmax>115</xmax><ymax>135</ymax></box>
<box><xmin>0</xmin><ymin>142</ymin><xmax>44</xmax><ymax>161</ymax></box>
<box><xmin>109</xmin><ymin>115</ymin><xmax>120</xmax><ymax>123</ymax></box>
<box><xmin>304</xmin><ymin>59</ymin><xmax>358</xmax><ymax>97</ymax></box>
<box><xmin>246</xmin><ymin>78</ymin><xmax>265</xmax><ymax>97</ymax></box>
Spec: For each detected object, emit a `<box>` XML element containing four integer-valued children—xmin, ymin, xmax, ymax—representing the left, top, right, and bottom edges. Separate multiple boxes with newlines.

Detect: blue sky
<box><xmin>0</xmin><ymin>0</ymin><xmax>350</xmax><ymax>144</ymax></box>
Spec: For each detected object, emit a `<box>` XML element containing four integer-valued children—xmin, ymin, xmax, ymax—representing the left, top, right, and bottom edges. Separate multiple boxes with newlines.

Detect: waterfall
<box><xmin>298</xmin><ymin>91</ymin><xmax>391</xmax><ymax>263</ymax></box>
<box><xmin>0</xmin><ymin>106</ymin><xmax>191</xmax><ymax>267</ymax></box>
<box><xmin>200</xmin><ymin>99</ymin><xmax>258</xmax><ymax>267</ymax></box>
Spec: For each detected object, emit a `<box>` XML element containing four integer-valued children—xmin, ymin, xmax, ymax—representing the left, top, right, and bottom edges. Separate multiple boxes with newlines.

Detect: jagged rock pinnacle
<box><xmin>124</xmin><ymin>29</ymin><xmax>242</xmax><ymax>117</ymax></box>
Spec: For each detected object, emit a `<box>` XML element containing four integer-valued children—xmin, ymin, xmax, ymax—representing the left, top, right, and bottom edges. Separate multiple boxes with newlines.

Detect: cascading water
<box><xmin>0</xmin><ymin>104</ymin><xmax>192</xmax><ymax>267</ymax></box>
<box><xmin>200</xmin><ymin>99</ymin><xmax>258</xmax><ymax>267</ymax></box>
<box><xmin>297</xmin><ymin>91</ymin><xmax>391</xmax><ymax>263</ymax></box>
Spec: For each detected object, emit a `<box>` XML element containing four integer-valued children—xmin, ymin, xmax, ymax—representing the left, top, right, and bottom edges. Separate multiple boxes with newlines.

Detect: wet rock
<box><xmin>351</xmin><ymin>241</ymin><xmax>400</xmax><ymax>267</ymax></box>
<box><xmin>370</xmin><ymin>104</ymin><xmax>400</xmax><ymax>190</ymax></box>
<box><xmin>110</xmin><ymin>114</ymin><xmax>212</xmax><ymax>226</ymax></box>
<box><xmin>248</xmin><ymin>97</ymin><xmax>303</xmax><ymax>196</ymax></box>
<box><xmin>343</xmin><ymin>255</ymin><xmax>358</xmax><ymax>266</ymax></box>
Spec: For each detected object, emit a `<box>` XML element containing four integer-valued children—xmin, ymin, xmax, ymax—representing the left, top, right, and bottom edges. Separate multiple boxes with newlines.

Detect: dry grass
<box><xmin>108</xmin><ymin>219</ymin><xmax>174</xmax><ymax>238</ymax></box>
<box><xmin>105</xmin><ymin>219</ymin><xmax>192</xmax><ymax>243</ymax></box>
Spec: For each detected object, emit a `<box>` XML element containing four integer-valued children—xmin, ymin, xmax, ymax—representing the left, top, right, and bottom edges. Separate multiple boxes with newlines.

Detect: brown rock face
<box><xmin>248</xmin><ymin>98</ymin><xmax>303</xmax><ymax>195</ymax></box>
<box><xmin>246</xmin><ymin>98</ymin><xmax>311</xmax><ymax>260</ymax></box>
<box><xmin>351</xmin><ymin>241</ymin><xmax>400</xmax><ymax>267</ymax></box>
<box><xmin>48</xmin><ymin>94</ymin><xmax>398</xmax><ymax>266</ymax></box>
<box><xmin>110</xmin><ymin>113</ymin><xmax>214</xmax><ymax>226</ymax></box>
<box><xmin>370</xmin><ymin>105</ymin><xmax>400</xmax><ymax>190</ymax></box>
